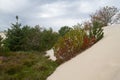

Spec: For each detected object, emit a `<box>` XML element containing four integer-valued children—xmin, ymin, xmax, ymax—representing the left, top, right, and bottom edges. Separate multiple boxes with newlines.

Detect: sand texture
<box><xmin>47</xmin><ymin>24</ymin><xmax>120</xmax><ymax>80</ymax></box>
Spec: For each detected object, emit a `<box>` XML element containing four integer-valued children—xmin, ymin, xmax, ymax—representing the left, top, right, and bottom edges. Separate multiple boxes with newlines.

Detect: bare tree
<box><xmin>90</xmin><ymin>6</ymin><xmax>119</xmax><ymax>26</ymax></box>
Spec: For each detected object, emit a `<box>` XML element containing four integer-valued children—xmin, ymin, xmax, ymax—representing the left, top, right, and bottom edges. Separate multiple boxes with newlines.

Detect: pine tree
<box><xmin>89</xmin><ymin>21</ymin><xmax>104</xmax><ymax>42</ymax></box>
<box><xmin>5</xmin><ymin>16</ymin><xmax>23</xmax><ymax>51</ymax></box>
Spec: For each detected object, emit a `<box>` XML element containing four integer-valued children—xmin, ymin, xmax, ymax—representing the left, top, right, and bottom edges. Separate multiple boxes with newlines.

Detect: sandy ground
<box><xmin>47</xmin><ymin>24</ymin><xmax>120</xmax><ymax>80</ymax></box>
<box><xmin>46</xmin><ymin>49</ymin><xmax>56</xmax><ymax>61</ymax></box>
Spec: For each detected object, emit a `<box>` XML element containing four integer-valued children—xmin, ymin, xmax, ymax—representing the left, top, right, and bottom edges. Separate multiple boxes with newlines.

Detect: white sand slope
<box><xmin>47</xmin><ymin>24</ymin><xmax>120</xmax><ymax>80</ymax></box>
<box><xmin>46</xmin><ymin>49</ymin><xmax>56</xmax><ymax>61</ymax></box>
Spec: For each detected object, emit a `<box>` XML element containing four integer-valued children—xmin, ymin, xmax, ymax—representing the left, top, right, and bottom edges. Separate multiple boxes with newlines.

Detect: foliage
<box><xmin>0</xmin><ymin>52</ymin><xmax>58</xmax><ymax>80</ymax></box>
<box><xmin>58</xmin><ymin>26</ymin><xmax>72</xmax><ymax>36</ymax></box>
<box><xmin>89</xmin><ymin>21</ymin><xmax>104</xmax><ymax>43</ymax></box>
<box><xmin>21</xmin><ymin>25</ymin><xmax>42</xmax><ymax>51</ymax></box>
<box><xmin>90</xmin><ymin>6</ymin><xmax>119</xmax><ymax>26</ymax></box>
<box><xmin>21</xmin><ymin>26</ymin><xmax>59</xmax><ymax>52</ymax></box>
<box><xmin>4</xmin><ymin>16</ymin><xmax>23</xmax><ymax>51</ymax></box>
<box><xmin>54</xmin><ymin>23</ymin><xmax>104</xmax><ymax>63</ymax></box>
<box><xmin>4</xmin><ymin>16</ymin><xmax>59</xmax><ymax>52</ymax></box>
<box><xmin>54</xmin><ymin>27</ymin><xmax>87</xmax><ymax>63</ymax></box>
<box><xmin>40</xmin><ymin>28</ymin><xmax>59</xmax><ymax>51</ymax></box>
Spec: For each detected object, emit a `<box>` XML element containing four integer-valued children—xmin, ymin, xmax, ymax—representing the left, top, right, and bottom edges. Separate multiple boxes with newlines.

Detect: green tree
<box><xmin>21</xmin><ymin>25</ymin><xmax>59</xmax><ymax>52</ymax></box>
<box><xmin>4</xmin><ymin>16</ymin><xmax>59</xmax><ymax>52</ymax></box>
<box><xmin>59</xmin><ymin>26</ymin><xmax>72</xmax><ymax>36</ymax></box>
<box><xmin>40</xmin><ymin>28</ymin><xmax>59</xmax><ymax>51</ymax></box>
<box><xmin>21</xmin><ymin>25</ymin><xmax>42</xmax><ymax>51</ymax></box>
<box><xmin>5</xmin><ymin>16</ymin><xmax>23</xmax><ymax>51</ymax></box>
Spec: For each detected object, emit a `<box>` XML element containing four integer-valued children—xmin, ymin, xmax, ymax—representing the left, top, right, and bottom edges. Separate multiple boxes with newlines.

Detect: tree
<box><xmin>39</xmin><ymin>28</ymin><xmax>59</xmax><ymax>51</ymax></box>
<box><xmin>20</xmin><ymin>25</ymin><xmax>42</xmax><ymax>51</ymax></box>
<box><xmin>59</xmin><ymin>26</ymin><xmax>72</xmax><ymax>36</ymax></box>
<box><xmin>21</xmin><ymin>25</ymin><xmax>59</xmax><ymax>52</ymax></box>
<box><xmin>5</xmin><ymin>16</ymin><xmax>23</xmax><ymax>51</ymax></box>
<box><xmin>90</xmin><ymin>6</ymin><xmax>119</xmax><ymax>26</ymax></box>
<box><xmin>4</xmin><ymin>16</ymin><xmax>59</xmax><ymax>52</ymax></box>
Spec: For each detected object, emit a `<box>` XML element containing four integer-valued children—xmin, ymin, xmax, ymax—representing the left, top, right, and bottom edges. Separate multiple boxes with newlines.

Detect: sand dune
<box><xmin>47</xmin><ymin>24</ymin><xmax>120</xmax><ymax>80</ymax></box>
<box><xmin>46</xmin><ymin>49</ymin><xmax>56</xmax><ymax>61</ymax></box>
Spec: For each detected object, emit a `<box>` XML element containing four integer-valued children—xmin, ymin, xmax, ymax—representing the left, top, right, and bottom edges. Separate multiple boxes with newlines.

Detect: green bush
<box><xmin>54</xmin><ymin>28</ymin><xmax>87</xmax><ymax>63</ymax></box>
<box><xmin>89</xmin><ymin>21</ymin><xmax>104</xmax><ymax>43</ymax></box>
<box><xmin>58</xmin><ymin>26</ymin><xmax>72</xmax><ymax>36</ymax></box>
<box><xmin>54</xmin><ymin>23</ymin><xmax>104</xmax><ymax>63</ymax></box>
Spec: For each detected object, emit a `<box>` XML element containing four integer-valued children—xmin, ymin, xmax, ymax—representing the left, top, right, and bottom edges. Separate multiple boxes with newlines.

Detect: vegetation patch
<box><xmin>54</xmin><ymin>23</ymin><xmax>104</xmax><ymax>63</ymax></box>
<box><xmin>0</xmin><ymin>52</ymin><xmax>59</xmax><ymax>80</ymax></box>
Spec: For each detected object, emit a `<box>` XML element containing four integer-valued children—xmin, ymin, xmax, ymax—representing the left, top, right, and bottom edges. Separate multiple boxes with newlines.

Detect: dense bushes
<box><xmin>54</xmin><ymin>28</ymin><xmax>85</xmax><ymax>62</ymax></box>
<box><xmin>4</xmin><ymin>17</ymin><xmax>59</xmax><ymax>52</ymax></box>
<box><xmin>54</xmin><ymin>23</ymin><xmax>104</xmax><ymax>63</ymax></box>
<box><xmin>39</xmin><ymin>28</ymin><xmax>59</xmax><ymax>51</ymax></box>
<box><xmin>0</xmin><ymin>52</ymin><xmax>58</xmax><ymax>80</ymax></box>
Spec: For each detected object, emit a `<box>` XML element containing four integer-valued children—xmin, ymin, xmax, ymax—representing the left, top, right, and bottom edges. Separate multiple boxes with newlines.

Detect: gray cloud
<box><xmin>0</xmin><ymin>0</ymin><xmax>120</xmax><ymax>31</ymax></box>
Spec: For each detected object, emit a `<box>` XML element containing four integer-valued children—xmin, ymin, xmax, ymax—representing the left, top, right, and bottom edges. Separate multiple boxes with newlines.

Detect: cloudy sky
<box><xmin>0</xmin><ymin>0</ymin><xmax>120</xmax><ymax>31</ymax></box>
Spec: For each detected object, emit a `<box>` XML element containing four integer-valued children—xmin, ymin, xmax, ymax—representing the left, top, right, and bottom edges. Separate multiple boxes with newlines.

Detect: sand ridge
<box><xmin>47</xmin><ymin>24</ymin><xmax>120</xmax><ymax>80</ymax></box>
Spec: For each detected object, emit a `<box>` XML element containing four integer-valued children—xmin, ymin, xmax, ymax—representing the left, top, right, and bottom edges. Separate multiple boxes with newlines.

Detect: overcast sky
<box><xmin>0</xmin><ymin>0</ymin><xmax>120</xmax><ymax>31</ymax></box>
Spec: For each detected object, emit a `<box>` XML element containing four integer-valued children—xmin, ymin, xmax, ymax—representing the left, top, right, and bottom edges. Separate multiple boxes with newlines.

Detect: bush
<box><xmin>54</xmin><ymin>28</ymin><xmax>87</xmax><ymax>63</ymax></box>
<box><xmin>89</xmin><ymin>21</ymin><xmax>104</xmax><ymax>43</ymax></box>
<box><xmin>54</xmin><ymin>23</ymin><xmax>104</xmax><ymax>63</ymax></box>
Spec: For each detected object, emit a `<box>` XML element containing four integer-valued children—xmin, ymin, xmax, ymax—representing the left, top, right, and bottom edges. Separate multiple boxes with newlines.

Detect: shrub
<box><xmin>54</xmin><ymin>22</ymin><xmax>104</xmax><ymax>63</ymax></box>
<box><xmin>54</xmin><ymin>28</ymin><xmax>87</xmax><ymax>63</ymax></box>
<box><xmin>89</xmin><ymin>21</ymin><xmax>104</xmax><ymax>43</ymax></box>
